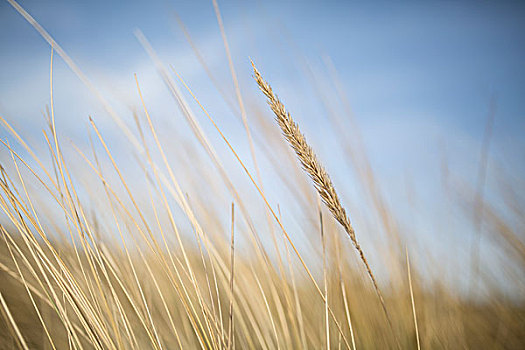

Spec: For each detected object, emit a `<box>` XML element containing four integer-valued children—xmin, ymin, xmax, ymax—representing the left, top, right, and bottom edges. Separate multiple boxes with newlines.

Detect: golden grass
<box><xmin>0</xmin><ymin>1</ymin><xmax>524</xmax><ymax>349</ymax></box>
<box><xmin>252</xmin><ymin>63</ymin><xmax>388</xmax><ymax>320</ymax></box>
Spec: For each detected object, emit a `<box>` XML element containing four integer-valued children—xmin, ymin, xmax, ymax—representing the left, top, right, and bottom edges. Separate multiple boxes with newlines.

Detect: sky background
<box><xmin>1</xmin><ymin>0</ymin><xmax>524</xmax><ymax>296</ymax></box>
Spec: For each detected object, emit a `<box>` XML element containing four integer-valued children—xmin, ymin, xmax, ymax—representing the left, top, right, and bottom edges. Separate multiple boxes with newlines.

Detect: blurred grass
<box><xmin>0</xmin><ymin>1</ymin><xmax>525</xmax><ymax>349</ymax></box>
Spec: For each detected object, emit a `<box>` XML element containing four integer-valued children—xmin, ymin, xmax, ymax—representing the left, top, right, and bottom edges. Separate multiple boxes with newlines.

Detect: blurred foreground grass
<box><xmin>0</xmin><ymin>1</ymin><xmax>524</xmax><ymax>349</ymax></box>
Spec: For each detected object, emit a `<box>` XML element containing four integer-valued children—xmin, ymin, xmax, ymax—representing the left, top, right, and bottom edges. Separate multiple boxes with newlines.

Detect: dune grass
<box><xmin>1</xmin><ymin>1</ymin><xmax>525</xmax><ymax>349</ymax></box>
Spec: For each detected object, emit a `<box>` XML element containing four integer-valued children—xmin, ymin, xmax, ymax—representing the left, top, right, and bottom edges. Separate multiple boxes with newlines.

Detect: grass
<box><xmin>1</xmin><ymin>1</ymin><xmax>525</xmax><ymax>349</ymax></box>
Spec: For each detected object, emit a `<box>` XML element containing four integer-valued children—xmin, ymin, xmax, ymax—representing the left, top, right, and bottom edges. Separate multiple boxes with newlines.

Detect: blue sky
<box><xmin>1</xmin><ymin>0</ymin><xmax>524</xmax><ymax>294</ymax></box>
<box><xmin>2</xmin><ymin>0</ymin><xmax>523</xmax><ymax>165</ymax></box>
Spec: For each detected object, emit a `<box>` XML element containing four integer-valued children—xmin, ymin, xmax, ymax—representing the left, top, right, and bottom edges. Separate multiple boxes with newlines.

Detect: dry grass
<box><xmin>252</xmin><ymin>62</ymin><xmax>390</xmax><ymax>324</ymax></box>
<box><xmin>0</xmin><ymin>1</ymin><xmax>524</xmax><ymax>349</ymax></box>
